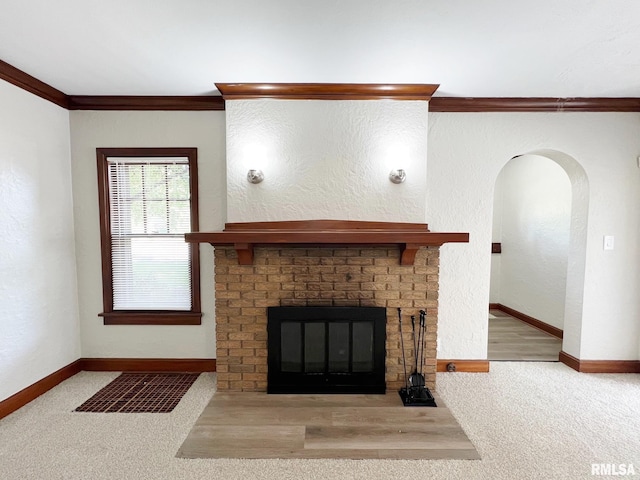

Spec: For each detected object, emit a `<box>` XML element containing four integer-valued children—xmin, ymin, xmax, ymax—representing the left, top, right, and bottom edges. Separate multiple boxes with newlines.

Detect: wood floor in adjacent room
<box><xmin>488</xmin><ymin>309</ymin><xmax>562</xmax><ymax>361</ymax></box>
<box><xmin>176</xmin><ymin>392</ymin><xmax>479</xmax><ymax>460</ymax></box>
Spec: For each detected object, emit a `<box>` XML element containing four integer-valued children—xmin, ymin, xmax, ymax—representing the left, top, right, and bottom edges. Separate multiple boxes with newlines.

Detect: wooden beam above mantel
<box><xmin>185</xmin><ymin>220</ymin><xmax>469</xmax><ymax>265</ymax></box>
<box><xmin>215</xmin><ymin>83</ymin><xmax>440</xmax><ymax>101</ymax></box>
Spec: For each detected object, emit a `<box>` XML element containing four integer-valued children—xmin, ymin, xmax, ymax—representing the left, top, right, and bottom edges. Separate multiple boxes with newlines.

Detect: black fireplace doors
<box><xmin>267</xmin><ymin>306</ymin><xmax>386</xmax><ymax>394</ymax></box>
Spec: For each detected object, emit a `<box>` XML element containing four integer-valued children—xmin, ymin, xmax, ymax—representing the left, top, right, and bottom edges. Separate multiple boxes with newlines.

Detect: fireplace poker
<box><xmin>397</xmin><ymin>308</ymin><xmax>409</xmax><ymax>392</ymax></box>
<box><xmin>408</xmin><ymin>313</ymin><xmax>425</xmax><ymax>390</ymax></box>
<box><xmin>418</xmin><ymin>310</ymin><xmax>427</xmax><ymax>379</ymax></box>
<box><xmin>411</xmin><ymin>314</ymin><xmax>417</xmax><ymax>368</ymax></box>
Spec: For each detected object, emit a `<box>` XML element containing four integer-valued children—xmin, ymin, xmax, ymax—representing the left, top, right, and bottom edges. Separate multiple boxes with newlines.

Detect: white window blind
<box><xmin>108</xmin><ymin>157</ymin><xmax>192</xmax><ymax>310</ymax></box>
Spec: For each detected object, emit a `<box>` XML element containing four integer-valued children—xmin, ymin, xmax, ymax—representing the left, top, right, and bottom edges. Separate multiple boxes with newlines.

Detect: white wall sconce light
<box><xmin>247</xmin><ymin>169</ymin><xmax>265</xmax><ymax>184</ymax></box>
<box><xmin>389</xmin><ymin>169</ymin><xmax>406</xmax><ymax>184</ymax></box>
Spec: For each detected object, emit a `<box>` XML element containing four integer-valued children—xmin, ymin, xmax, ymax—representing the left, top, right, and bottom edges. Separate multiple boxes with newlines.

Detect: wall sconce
<box><xmin>389</xmin><ymin>169</ymin><xmax>406</xmax><ymax>184</ymax></box>
<box><xmin>247</xmin><ymin>169</ymin><xmax>264</xmax><ymax>184</ymax></box>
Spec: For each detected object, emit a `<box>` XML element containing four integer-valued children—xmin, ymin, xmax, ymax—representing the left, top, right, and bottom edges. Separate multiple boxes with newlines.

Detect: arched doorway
<box><xmin>488</xmin><ymin>150</ymin><xmax>589</xmax><ymax>361</ymax></box>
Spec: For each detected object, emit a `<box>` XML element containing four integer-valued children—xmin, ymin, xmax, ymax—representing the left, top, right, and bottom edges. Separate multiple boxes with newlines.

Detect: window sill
<box><xmin>99</xmin><ymin>311</ymin><xmax>202</xmax><ymax>325</ymax></box>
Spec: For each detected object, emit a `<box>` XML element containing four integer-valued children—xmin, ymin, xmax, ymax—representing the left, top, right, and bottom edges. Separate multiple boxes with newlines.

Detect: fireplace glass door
<box><xmin>267</xmin><ymin>306</ymin><xmax>386</xmax><ymax>394</ymax></box>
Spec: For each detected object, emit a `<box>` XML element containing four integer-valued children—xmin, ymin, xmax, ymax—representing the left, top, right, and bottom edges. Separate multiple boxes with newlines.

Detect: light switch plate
<box><xmin>604</xmin><ymin>235</ymin><xmax>615</xmax><ymax>250</ymax></box>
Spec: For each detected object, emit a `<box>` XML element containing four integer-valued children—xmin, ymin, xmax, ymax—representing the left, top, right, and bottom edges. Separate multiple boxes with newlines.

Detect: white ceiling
<box><xmin>1</xmin><ymin>0</ymin><xmax>639</xmax><ymax>97</ymax></box>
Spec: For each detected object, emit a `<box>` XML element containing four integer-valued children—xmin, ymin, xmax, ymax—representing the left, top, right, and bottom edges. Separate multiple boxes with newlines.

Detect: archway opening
<box><xmin>488</xmin><ymin>150</ymin><xmax>589</xmax><ymax>361</ymax></box>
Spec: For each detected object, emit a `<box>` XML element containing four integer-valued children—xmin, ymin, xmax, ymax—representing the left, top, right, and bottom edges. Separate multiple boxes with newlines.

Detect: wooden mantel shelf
<box><xmin>215</xmin><ymin>83</ymin><xmax>440</xmax><ymax>101</ymax></box>
<box><xmin>185</xmin><ymin>220</ymin><xmax>469</xmax><ymax>265</ymax></box>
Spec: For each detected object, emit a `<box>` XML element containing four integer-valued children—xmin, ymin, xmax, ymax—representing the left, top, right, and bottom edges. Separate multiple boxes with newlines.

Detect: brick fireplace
<box><xmin>186</xmin><ymin>220</ymin><xmax>469</xmax><ymax>393</ymax></box>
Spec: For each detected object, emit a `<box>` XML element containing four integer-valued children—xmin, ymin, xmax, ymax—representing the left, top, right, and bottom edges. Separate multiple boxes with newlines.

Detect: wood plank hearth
<box><xmin>176</xmin><ymin>392</ymin><xmax>479</xmax><ymax>460</ymax></box>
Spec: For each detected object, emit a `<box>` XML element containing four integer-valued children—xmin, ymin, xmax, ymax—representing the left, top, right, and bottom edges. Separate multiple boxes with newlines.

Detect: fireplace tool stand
<box><xmin>397</xmin><ymin>308</ymin><xmax>437</xmax><ymax>407</ymax></box>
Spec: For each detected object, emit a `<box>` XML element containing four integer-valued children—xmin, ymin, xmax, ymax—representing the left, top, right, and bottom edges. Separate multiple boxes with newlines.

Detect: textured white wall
<box><xmin>69</xmin><ymin>111</ymin><xmax>225</xmax><ymax>358</ymax></box>
<box><xmin>0</xmin><ymin>80</ymin><xmax>80</xmax><ymax>401</ymax></box>
<box><xmin>226</xmin><ymin>103</ymin><xmax>640</xmax><ymax>361</ymax></box>
<box><xmin>493</xmin><ymin>155</ymin><xmax>572</xmax><ymax>329</ymax></box>
<box><xmin>489</xmin><ymin>178</ymin><xmax>503</xmax><ymax>303</ymax></box>
<box><xmin>60</xmin><ymin>107</ymin><xmax>640</xmax><ymax>364</ymax></box>
<box><xmin>428</xmin><ymin>112</ymin><xmax>640</xmax><ymax>361</ymax></box>
<box><xmin>226</xmin><ymin>99</ymin><xmax>428</xmax><ymax>223</ymax></box>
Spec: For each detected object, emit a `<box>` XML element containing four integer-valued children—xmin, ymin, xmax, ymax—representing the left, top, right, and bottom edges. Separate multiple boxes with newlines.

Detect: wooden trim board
<box><xmin>490</xmin><ymin>303</ymin><xmax>563</xmax><ymax>339</ymax></box>
<box><xmin>0</xmin><ymin>358</ymin><xmax>216</xmax><ymax>420</ymax></box>
<box><xmin>0</xmin><ymin>360</ymin><xmax>82</xmax><ymax>420</ymax></box>
<box><xmin>0</xmin><ymin>59</ymin><xmax>69</xmax><ymax>108</ymax></box>
<box><xmin>437</xmin><ymin>360</ymin><xmax>490</xmax><ymax>373</ymax></box>
<box><xmin>429</xmin><ymin>97</ymin><xmax>640</xmax><ymax>112</ymax></box>
<box><xmin>558</xmin><ymin>351</ymin><xmax>581</xmax><ymax>371</ymax></box>
<box><xmin>560</xmin><ymin>351</ymin><xmax>640</xmax><ymax>373</ymax></box>
<box><xmin>67</xmin><ymin>95</ymin><xmax>224</xmax><ymax>111</ymax></box>
<box><xmin>216</xmin><ymin>83</ymin><xmax>440</xmax><ymax>101</ymax></box>
<box><xmin>80</xmin><ymin>358</ymin><xmax>216</xmax><ymax>372</ymax></box>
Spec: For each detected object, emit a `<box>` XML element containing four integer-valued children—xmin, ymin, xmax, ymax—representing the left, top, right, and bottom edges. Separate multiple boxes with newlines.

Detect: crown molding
<box><xmin>429</xmin><ymin>97</ymin><xmax>640</xmax><ymax>112</ymax></box>
<box><xmin>3</xmin><ymin>59</ymin><xmax>640</xmax><ymax>112</ymax></box>
<box><xmin>0</xmin><ymin>59</ymin><xmax>69</xmax><ymax>108</ymax></box>
<box><xmin>216</xmin><ymin>83</ymin><xmax>440</xmax><ymax>101</ymax></box>
<box><xmin>0</xmin><ymin>59</ymin><xmax>225</xmax><ymax>111</ymax></box>
<box><xmin>67</xmin><ymin>95</ymin><xmax>225</xmax><ymax>111</ymax></box>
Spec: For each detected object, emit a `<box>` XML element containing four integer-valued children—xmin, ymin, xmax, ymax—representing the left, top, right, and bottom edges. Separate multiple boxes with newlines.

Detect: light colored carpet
<box><xmin>0</xmin><ymin>363</ymin><xmax>638</xmax><ymax>479</ymax></box>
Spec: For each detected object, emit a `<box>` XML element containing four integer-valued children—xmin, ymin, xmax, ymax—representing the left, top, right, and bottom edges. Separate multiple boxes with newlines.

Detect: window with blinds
<box><xmin>96</xmin><ymin>148</ymin><xmax>201</xmax><ymax>325</ymax></box>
